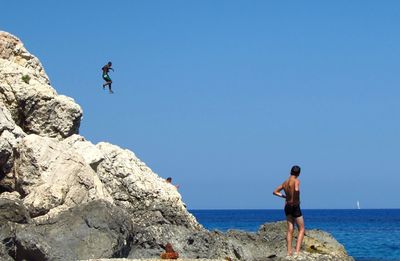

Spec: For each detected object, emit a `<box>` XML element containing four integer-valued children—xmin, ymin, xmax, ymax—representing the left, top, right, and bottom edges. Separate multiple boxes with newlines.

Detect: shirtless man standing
<box><xmin>273</xmin><ymin>165</ymin><xmax>305</xmax><ymax>256</ymax></box>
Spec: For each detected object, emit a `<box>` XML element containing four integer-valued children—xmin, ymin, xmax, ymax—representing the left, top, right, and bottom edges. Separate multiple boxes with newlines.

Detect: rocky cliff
<box><xmin>0</xmin><ymin>31</ymin><xmax>353</xmax><ymax>261</ymax></box>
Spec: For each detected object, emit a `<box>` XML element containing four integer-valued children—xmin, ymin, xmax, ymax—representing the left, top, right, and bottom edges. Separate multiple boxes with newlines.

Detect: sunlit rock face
<box><xmin>0</xmin><ymin>31</ymin><xmax>82</xmax><ymax>139</ymax></box>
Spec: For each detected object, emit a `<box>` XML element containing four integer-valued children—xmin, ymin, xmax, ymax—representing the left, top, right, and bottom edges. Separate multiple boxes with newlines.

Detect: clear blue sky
<box><xmin>1</xmin><ymin>1</ymin><xmax>399</xmax><ymax>209</ymax></box>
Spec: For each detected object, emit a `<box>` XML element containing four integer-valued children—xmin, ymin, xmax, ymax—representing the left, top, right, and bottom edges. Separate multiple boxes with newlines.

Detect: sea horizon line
<box><xmin>189</xmin><ymin>208</ymin><xmax>400</xmax><ymax>211</ymax></box>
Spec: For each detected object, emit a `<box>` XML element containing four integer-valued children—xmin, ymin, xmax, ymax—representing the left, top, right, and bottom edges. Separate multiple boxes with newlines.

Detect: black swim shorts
<box><xmin>284</xmin><ymin>204</ymin><xmax>302</xmax><ymax>218</ymax></box>
<box><xmin>103</xmin><ymin>74</ymin><xmax>112</xmax><ymax>82</ymax></box>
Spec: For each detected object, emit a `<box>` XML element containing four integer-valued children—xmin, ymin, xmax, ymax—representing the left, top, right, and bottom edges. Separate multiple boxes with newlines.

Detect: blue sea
<box><xmin>189</xmin><ymin>209</ymin><xmax>400</xmax><ymax>261</ymax></box>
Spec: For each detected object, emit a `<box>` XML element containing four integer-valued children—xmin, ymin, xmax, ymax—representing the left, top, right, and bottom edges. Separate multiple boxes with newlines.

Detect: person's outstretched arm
<box><xmin>273</xmin><ymin>184</ymin><xmax>286</xmax><ymax>198</ymax></box>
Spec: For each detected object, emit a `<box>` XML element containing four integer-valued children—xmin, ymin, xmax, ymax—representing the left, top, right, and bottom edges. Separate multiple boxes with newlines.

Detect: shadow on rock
<box><xmin>7</xmin><ymin>200</ymin><xmax>134</xmax><ymax>261</ymax></box>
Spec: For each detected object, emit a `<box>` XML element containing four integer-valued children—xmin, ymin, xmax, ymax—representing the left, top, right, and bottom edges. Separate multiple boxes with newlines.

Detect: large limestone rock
<box><xmin>95</xmin><ymin>142</ymin><xmax>201</xmax><ymax>230</ymax></box>
<box><xmin>65</xmin><ymin>135</ymin><xmax>201</xmax><ymax>230</ymax></box>
<box><xmin>126</xmin><ymin>220</ymin><xmax>354</xmax><ymax>261</ymax></box>
<box><xmin>0</xmin><ymin>32</ymin><xmax>49</xmax><ymax>85</ymax></box>
<box><xmin>0</xmin><ymin>198</ymin><xmax>31</xmax><ymax>261</ymax></box>
<box><xmin>0</xmin><ymin>198</ymin><xmax>30</xmax><ymax>224</ymax></box>
<box><xmin>13</xmin><ymin>134</ymin><xmax>112</xmax><ymax>219</ymax></box>
<box><xmin>12</xmin><ymin>200</ymin><xmax>135</xmax><ymax>261</ymax></box>
<box><xmin>65</xmin><ymin>134</ymin><xmax>104</xmax><ymax>171</ymax></box>
<box><xmin>258</xmin><ymin>222</ymin><xmax>353</xmax><ymax>261</ymax></box>
<box><xmin>0</xmin><ymin>105</ymin><xmax>24</xmax><ymax>191</ymax></box>
<box><xmin>0</xmin><ymin>31</ymin><xmax>82</xmax><ymax>139</ymax></box>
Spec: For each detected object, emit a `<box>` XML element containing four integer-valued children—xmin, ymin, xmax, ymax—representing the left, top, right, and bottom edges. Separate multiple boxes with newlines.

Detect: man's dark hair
<box><xmin>108</xmin><ymin>61</ymin><xmax>112</xmax><ymax>66</ymax></box>
<box><xmin>290</xmin><ymin>165</ymin><xmax>301</xmax><ymax>176</ymax></box>
<box><xmin>166</xmin><ymin>177</ymin><xmax>172</xmax><ymax>182</ymax></box>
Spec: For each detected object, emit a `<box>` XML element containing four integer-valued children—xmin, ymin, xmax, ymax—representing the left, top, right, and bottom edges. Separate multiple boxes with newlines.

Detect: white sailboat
<box><xmin>357</xmin><ymin>200</ymin><xmax>361</xmax><ymax>209</ymax></box>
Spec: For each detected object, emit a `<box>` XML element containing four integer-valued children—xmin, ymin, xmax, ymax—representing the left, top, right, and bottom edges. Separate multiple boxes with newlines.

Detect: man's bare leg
<box><xmin>107</xmin><ymin>81</ymin><xmax>113</xmax><ymax>93</ymax></box>
<box><xmin>295</xmin><ymin>216</ymin><xmax>305</xmax><ymax>254</ymax></box>
<box><xmin>286</xmin><ymin>215</ymin><xmax>294</xmax><ymax>256</ymax></box>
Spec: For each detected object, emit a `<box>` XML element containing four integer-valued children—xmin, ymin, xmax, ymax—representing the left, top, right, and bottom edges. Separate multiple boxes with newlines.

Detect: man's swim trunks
<box><xmin>103</xmin><ymin>74</ymin><xmax>111</xmax><ymax>82</ymax></box>
<box><xmin>284</xmin><ymin>204</ymin><xmax>302</xmax><ymax>218</ymax></box>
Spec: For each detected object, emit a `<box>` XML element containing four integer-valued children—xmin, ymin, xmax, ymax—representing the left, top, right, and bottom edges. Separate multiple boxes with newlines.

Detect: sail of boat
<box><xmin>357</xmin><ymin>200</ymin><xmax>361</xmax><ymax>209</ymax></box>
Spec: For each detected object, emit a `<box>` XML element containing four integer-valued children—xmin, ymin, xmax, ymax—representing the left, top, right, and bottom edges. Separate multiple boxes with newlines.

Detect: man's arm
<box><xmin>273</xmin><ymin>183</ymin><xmax>286</xmax><ymax>198</ymax></box>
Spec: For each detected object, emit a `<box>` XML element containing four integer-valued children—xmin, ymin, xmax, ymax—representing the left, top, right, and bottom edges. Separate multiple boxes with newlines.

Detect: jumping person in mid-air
<box><xmin>102</xmin><ymin>61</ymin><xmax>114</xmax><ymax>94</ymax></box>
<box><xmin>273</xmin><ymin>165</ymin><xmax>305</xmax><ymax>256</ymax></box>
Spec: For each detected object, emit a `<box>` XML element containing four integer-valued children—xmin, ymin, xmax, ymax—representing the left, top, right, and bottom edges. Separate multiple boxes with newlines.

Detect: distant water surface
<box><xmin>189</xmin><ymin>209</ymin><xmax>400</xmax><ymax>261</ymax></box>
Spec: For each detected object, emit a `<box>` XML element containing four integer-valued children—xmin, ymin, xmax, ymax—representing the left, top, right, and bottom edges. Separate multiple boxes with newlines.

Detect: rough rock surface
<box><xmin>13</xmin><ymin>134</ymin><xmax>112</xmax><ymax>220</ymax></box>
<box><xmin>95</xmin><ymin>142</ymin><xmax>201</xmax><ymax>230</ymax></box>
<box><xmin>81</xmin><ymin>259</ymin><xmax>226</xmax><ymax>261</ymax></box>
<box><xmin>0</xmin><ymin>198</ymin><xmax>31</xmax><ymax>261</ymax></box>
<box><xmin>0</xmin><ymin>243</ymin><xmax>13</xmax><ymax>261</ymax></box>
<box><xmin>0</xmin><ymin>105</ymin><xmax>25</xmax><ymax>191</ymax></box>
<box><xmin>126</xmin><ymin>220</ymin><xmax>353</xmax><ymax>261</ymax></box>
<box><xmin>257</xmin><ymin>222</ymin><xmax>353</xmax><ymax>260</ymax></box>
<box><xmin>0</xmin><ymin>31</ymin><xmax>82</xmax><ymax>139</ymax></box>
<box><xmin>63</xmin><ymin>135</ymin><xmax>201</xmax><ymax>230</ymax></box>
<box><xmin>0</xmin><ymin>31</ymin><xmax>354</xmax><ymax>261</ymax></box>
<box><xmin>12</xmin><ymin>200</ymin><xmax>134</xmax><ymax>261</ymax></box>
<box><xmin>0</xmin><ymin>198</ymin><xmax>30</xmax><ymax>224</ymax></box>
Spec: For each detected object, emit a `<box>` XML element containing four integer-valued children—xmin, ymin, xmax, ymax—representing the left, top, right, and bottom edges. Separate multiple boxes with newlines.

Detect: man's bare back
<box><xmin>282</xmin><ymin>176</ymin><xmax>300</xmax><ymax>205</ymax></box>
